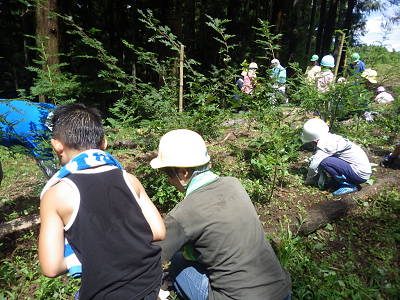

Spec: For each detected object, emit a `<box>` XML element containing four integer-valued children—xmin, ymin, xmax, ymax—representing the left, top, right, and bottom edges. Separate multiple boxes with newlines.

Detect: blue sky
<box><xmin>358</xmin><ymin>8</ymin><xmax>400</xmax><ymax>51</ymax></box>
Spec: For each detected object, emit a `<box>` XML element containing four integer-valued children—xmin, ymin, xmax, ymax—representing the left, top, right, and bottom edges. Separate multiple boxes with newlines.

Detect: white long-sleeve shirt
<box><xmin>306</xmin><ymin>133</ymin><xmax>372</xmax><ymax>182</ymax></box>
<box><xmin>375</xmin><ymin>91</ymin><xmax>394</xmax><ymax>104</ymax></box>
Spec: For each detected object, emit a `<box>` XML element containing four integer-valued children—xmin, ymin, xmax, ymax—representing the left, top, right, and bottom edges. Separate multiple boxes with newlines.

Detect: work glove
<box><xmin>305</xmin><ymin>176</ymin><xmax>316</xmax><ymax>186</ymax></box>
<box><xmin>364</xmin><ymin>111</ymin><xmax>374</xmax><ymax>123</ymax></box>
<box><xmin>380</xmin><ymin>154</ymin><xmax>396</xmax><ymax>168</ymax></box>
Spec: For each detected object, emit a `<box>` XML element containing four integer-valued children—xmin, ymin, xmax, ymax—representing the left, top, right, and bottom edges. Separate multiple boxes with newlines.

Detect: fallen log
<box><xmin>110</xmin><ymin>139</ymin><xmax>138</xmax><ymax>149</ymax></box>
<box><xmin>0</xmin><ymin>213</ymin><xmax>40</xmax><ymax>239</ymax></box>
<box><xmin>297</xmin><ymin>173</ymin><xmax>400</xmax><ymax>236</ymax></box>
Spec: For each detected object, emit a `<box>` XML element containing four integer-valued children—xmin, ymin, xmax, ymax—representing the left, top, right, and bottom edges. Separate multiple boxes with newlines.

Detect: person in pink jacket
<box><xmin>241</xmin><ymin>62</ymin><xmax>258</xmax><ymax>95</ymax></box>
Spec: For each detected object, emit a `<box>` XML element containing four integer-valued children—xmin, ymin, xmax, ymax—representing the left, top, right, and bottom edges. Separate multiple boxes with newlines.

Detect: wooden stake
<box><xmin>334</xmin><ymin>33</ymin><xmax>346</xmax><ymax>78</ymax></box>
<box><xmin>179</xmin><ymin>45</ymin><xmax>184</xmax><ymax>113</ymax></box>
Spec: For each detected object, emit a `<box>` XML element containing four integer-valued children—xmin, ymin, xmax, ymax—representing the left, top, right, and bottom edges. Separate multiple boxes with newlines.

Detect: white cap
<box><xmin>249</xmin><ymin>62</ymin><xmax>258</xmax><ymax>69</ymax></box>
<box><xmin>151</xmin><ymin>129</ymin><xmax>211</xmax><ymax>169</ymax></box>
<box><xmin>377</xmin><ymin>86</ymin><xmax>385</xmax><ymax>92</ymax></box>
<box><xmin>301</xmin><ymin>119</ymin><xmax>330</xmax><ymax>143</ymax></box>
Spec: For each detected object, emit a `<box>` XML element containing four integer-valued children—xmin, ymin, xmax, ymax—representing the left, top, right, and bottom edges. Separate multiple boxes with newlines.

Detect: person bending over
<box><xmin>302</xmin><ymin>118</ymin><xmax>372</xmax><ymax>195</ymax></box>
<box><xmin>151</xmin><ymin>129</ymin><xmax>291</xmax><ymax>300</ymax></box>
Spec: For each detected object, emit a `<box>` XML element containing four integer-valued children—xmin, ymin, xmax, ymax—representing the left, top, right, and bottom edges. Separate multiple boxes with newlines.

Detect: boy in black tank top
<box><xmin>39</xmin><ymin>103</ymin><xmax>166</xmax><ymax>300</ymax></box>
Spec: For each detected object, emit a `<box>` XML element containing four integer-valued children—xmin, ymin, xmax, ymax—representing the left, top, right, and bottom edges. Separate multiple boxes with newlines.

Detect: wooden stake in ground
<box><xmin>334</xmin><ymin>33</ymin><xmax>345</xmax><ymax>78</ymax></box>
<box><xmin>179</xmin><ymin>44</ymin><xmax>184</xmax><ymax>113</ymax></box>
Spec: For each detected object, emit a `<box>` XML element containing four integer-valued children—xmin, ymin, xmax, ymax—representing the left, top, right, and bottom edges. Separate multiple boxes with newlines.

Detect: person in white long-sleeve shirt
<box><xmin>301</xmin><ymin>118</ymin><xmax>372</xmax><ymax>195</ymax></box>
<box><xmin>375</xmin><ymin>86</ymin><xmax>394</xmax><ymax>104</ymax></box>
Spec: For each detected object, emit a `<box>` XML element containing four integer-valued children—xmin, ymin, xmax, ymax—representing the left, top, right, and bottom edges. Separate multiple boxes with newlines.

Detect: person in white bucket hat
<box><xmin>151</xmin><ymin>129</ymin><xmax>291</xmax><ymax>300</ymax></box>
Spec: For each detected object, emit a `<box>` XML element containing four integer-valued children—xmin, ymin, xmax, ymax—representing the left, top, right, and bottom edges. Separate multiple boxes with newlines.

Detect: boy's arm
<box><xmin>39</xmin><ymin>184</ymin><xmax>70</xmax><ymax>278</ymax></box>
<box><xmin>126</xmin><ymin>173</ymin><xmax>166</xmax><ymax>242</ymax></box>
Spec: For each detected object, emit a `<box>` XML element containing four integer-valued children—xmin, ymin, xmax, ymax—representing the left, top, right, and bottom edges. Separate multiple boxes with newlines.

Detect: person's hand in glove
<box><xmin>305</xmin><ymin>176</ymin><xmax>316</xmax><ymax>186</ymax></box>
<box><xmin>364</xmin><ymin>111</ymin><xmax>374</xmax><ymax>123</ymax></box>
<box><xmin>380</xmin><ymin>154</ymin><xmax>396</xmax><ymax>168</ymax></box>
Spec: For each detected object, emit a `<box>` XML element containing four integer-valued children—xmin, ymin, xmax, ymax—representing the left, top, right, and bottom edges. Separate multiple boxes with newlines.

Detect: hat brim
<box><xmin>150</xmin><ymin>157</ymin><xmax>165</xmax><ymax>169</ymax></box>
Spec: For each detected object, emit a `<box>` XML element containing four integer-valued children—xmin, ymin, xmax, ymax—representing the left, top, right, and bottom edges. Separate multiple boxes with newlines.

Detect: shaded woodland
<box><xmin>0</xmin><ymin>0</ymin><xmax>395</xmax><ymax>107</ymax></box>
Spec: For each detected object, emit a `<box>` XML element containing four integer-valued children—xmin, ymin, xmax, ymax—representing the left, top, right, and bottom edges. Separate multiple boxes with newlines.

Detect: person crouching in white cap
<box><xmin>301</xmin><ymin>118</ymin><xmax>372</xmax><ymax>195</ymax></box>
<box><xmin>375</xmin><ymin>86</ymin><xmax>394</xmax><ymax>104</ymax></box>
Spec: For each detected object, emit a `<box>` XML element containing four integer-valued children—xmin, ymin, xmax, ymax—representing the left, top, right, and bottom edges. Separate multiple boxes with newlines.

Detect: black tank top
<box><xmin>65</xmin><ymin>168</ymin><xmax>162</xmax><ymax>300</ymax></box>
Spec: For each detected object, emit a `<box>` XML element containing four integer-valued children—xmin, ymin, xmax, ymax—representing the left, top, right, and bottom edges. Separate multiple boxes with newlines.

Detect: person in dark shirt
<box><xmin>151</xmin><ymin>129</ymin><xmax>291</xmax><ymax>300</ymax></box>
<box><xmin>39</xmin><ymin>103</ymin><xmax>165</xmax><ymax>300</ymax></box>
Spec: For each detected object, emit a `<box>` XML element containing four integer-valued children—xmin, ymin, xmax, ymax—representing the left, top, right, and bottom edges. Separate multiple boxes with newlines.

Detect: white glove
<box><xmin>364</xmin><ymin>111</ymin><xmax>374</xmax><ymax>123</ymax></box>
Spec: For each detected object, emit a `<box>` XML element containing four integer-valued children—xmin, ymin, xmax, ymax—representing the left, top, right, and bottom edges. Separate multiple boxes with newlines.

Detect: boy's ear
<box><xmin>100</xmin><ymin>138</ymin><xmax>107</xmax><ymax>151</ymax></box>
<box><xmin>51</xmin><ymin>139</ymin><xmax>64</xmax><ymax>155</ymax></box>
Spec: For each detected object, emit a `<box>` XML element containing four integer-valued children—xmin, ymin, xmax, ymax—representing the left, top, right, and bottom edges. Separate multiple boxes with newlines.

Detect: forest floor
<box><xmin>0</xmin><ymin>112</ymin><xmax>399</xmax><ymax>298</ymax></box>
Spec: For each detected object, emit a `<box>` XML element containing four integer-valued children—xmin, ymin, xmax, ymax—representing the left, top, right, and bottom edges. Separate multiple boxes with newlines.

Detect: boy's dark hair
<box><xmin>52</xmin><ymin>103</ymin><xmax>104</xmax><ymax>150</ymax></box>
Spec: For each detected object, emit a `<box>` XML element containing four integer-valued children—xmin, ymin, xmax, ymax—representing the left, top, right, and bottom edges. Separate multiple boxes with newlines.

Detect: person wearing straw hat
<box><xmin>360</xmin><ymin>69</ymin><xmax>378</xmax><ymax>122</ymax></box>
<box><xmin>361</xmin><ymin>69</ymin><xmax>377</xmax><ymax>85</ymax></box>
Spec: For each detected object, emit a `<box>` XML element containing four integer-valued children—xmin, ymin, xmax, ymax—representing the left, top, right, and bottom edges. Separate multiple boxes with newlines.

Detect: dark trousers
<box><xmin>320</xmin><ymin>156</ymin><xmax>366</xmax><ymax>185</ymax></box>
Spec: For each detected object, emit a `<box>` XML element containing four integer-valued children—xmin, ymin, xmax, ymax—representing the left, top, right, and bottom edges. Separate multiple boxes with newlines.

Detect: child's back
<box><xmin>39</xmin><ymin>104</ymin><xmax>165</xmax><ymax>300</ymax></box>
<box><xmin>64</xmin><ymin>167</ymin><xmax>162</xmax><ymax>299</ymax></box>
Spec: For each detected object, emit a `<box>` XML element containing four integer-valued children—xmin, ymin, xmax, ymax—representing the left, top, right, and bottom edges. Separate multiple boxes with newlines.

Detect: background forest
<box><xmin>1</xmin><ymin>0</ymin><xmax>399</xmax><ymax>108</ymax></box>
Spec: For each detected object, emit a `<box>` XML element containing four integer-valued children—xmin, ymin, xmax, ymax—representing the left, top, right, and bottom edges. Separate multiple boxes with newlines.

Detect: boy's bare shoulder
<box><xmin>124</xmin><ymin>172</ymin><xmax>144</xmax><ymax>195</ymax></box>
<box><xmin>42</xmin><ymin>180</ymin><xmax>74</xmax><ymax>205</ymax></box>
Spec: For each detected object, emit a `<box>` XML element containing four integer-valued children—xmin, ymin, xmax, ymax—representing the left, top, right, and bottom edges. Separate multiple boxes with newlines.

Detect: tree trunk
<box><xmin>338</xmin><ymin>0</ymin><xmax>356</xmax><ymax>74</ymax></box>
<box><xmin>271</xmin><ymin>0</ymin><xmax>286</xmax><ymax>58</ymax></box>
<box><xmin>183</xmin><ymin>0</ymin><xmax>195</xmax><ymax>60</ymax></box>
<box><xmin>333</xmin><ymin>0</ymin><xmax>346</xmax><ymax>60</ymax></box>
<box><xmin>287</xmin><ymin>0</ymin><xmax>300</xmax><ymax>64</ymax></box>
<box><xmin>321</xmin><ymin>0</ymin><xmax>339</xmax><ymax>55</ymax></box>
<box><xmin>35</xmin><ymin>0</ymin><xmax>60</xmax><ymax>103</ymax></box>
<box><xmin>315</xmin><ymin>0</ymin><xmax>328</xmax><ymax>57</ymax></box>
<box><xmin>22</xmin><ymin>2</ymin><xmax>33</xmax><ymax>93</ymax></box>
<box><xmin>306</xmin><ymin>0</ymin><xmax>317</xmax><ymax>59</ymax></box>
<box><xmin>171</xmin><ymin>0</ymin><xmax>184</xmax><ymax>82</ymax></box>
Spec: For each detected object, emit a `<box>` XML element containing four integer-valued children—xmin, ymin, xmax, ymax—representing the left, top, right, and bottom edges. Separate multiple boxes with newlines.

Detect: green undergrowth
<box><xmin>1</xmin><ymin>10</ymin><xmax>400</xmax><ymax>296</ymax></box>
<box><xmin>1</xmin><ymin>185</ymin><xmax>399</xmax><ymax>299</ymax></box>
<box><xmin>276</xmin><ymin>188</ymin><xmax>400</xmax><ymax>299</ymax></box>
<box><xmin>0</xmin><ymin>230</ymin><xmax>80</xmax><ymax>299</ymax></box>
